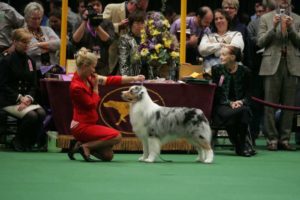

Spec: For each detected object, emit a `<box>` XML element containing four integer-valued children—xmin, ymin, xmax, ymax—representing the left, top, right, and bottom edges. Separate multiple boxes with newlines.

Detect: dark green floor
<box><xmin>1</xmin><ymin>145</ymin><xmax>300</xmax><ymax>200</ymax></box>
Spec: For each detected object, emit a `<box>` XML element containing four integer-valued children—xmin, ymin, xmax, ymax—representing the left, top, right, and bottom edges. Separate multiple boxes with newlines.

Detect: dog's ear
<box><xmin>132</xmin><ymin>85</ymin><xmax>142</xmax><ymax>94</ymax></box>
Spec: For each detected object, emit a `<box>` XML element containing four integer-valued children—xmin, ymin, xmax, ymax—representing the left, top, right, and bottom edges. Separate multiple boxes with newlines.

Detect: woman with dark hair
<box><xmin>211</xmin><ymin>45</ymin><xmax>256</xmax><ymax>157</ymax></box>
<box><xmin>118</xmin><ymin>10</ymin><xmax>146</xmax><ymax>76</ymax></box>
<box><xmin>198</xmin><ymin>9</ymin><xmax>244</xmax><ymax>73</ymax></box>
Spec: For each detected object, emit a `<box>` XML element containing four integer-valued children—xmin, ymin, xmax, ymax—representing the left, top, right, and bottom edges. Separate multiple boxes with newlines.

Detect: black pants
<box><xmin>213</xmin><ymin>105</ymin><xmax>253</xmax><ymax>150</ymax></box>
<box><xmin>17</xmin><ymin>108</ymin><xmax>46</xmax><ymax>147</ymax></box>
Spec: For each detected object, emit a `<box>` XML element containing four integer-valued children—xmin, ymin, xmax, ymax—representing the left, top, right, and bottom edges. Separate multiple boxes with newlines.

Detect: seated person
<box><xmin>118</xmin><ymin>10</ymin><xmax>147</xmax><ymax>76</ymax></box>
<box><xmin>0</xmin><ymin>28</ymin><xmax>46</xmax><ymax>152</ymax></box>
<box><xmin>211</xmin><ymin>45</ymin><xmax>255</xmax><ymax>157</ymax></box>
<box><xmin>68</xmin><ymin>47</ymin><xmax>145</xmax><ymax>162</ymax></box>
<box><xmin>199</xmin><ymin>9</ymin><xmax>244</xmax><ymax>73</ymax></box>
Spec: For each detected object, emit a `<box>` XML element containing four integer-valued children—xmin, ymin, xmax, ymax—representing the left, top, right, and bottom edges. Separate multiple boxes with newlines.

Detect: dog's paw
<box><xmin>144</xmin><ymin>158</ymin><xmax>155</xmax><ymax>163</ymax></box>
<box><xmin>138</xmin><ymin>156</ymin><xmax>147</xmax><ymax>162</ymax></box>
<box><xmin>196</xmin><ymin>157</ymin><xmax>205</xmax><ymax>163</ymax></box>
<box><xmin>203</xmin><ymin>157</ymin><xmax>213</xmax><ymax>164</ymax></box>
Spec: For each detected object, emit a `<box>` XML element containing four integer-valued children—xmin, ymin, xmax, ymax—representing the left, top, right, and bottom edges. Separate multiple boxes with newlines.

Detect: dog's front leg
<box><xmin>144</xmin><ymin>137</ymin><xmax>161</xmax><ymax>163</ymax></box>
<box><xmin>138</xmin><ymin>137</ymin><xmax>149</xmax><ymax>162</ymax></box>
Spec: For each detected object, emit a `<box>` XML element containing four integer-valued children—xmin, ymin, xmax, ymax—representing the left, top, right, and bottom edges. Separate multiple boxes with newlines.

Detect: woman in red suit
<box><xmin>68</xmin><ymin>47</ymin><xmax>145</xmax><ymax>162</ymax></box>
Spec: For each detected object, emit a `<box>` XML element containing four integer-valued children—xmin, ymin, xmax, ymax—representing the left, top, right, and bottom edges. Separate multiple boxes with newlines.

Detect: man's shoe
<box><xmin>267</xmin><ymin>143</ymin><xmax>278</xmax><ymax>151</ymax></box>
<box><xmin>278</xmin><ymin>142</ymin><xmax>296</xmax><ymax>151</ymax></box>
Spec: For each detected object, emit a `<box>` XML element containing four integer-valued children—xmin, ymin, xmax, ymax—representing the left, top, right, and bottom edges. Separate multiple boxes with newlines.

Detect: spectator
<box><xmin>0</xmin><ymin>2</ymin><xmax>25</xmax><ymax>54</ymax></box>
<box><xmin>163</xmin><ymin>5</ymin><xmax>179</xmax><ymax>25</ymax></box>
<box><xmin>24</xmin><ymin>2</ymin><xmax>60</xmax><ymax>70</ymax></box>
<box><xmin>118</xmin><ymin>10</ymin><xmax>147</xmax><ymax>76</ymax></box>
<box><xmin>103</xmin><ymin>0</ymin><xmax>139</xmax><ymax>74</ymax></box>
<box><xmin>0</xmin><ymin>28</ymin><xmax>46</xmax><ymax>152</ymax></box>
<box><xmin>170</xmin><ymin>6</ymin><xmax>213</xmax><ymax>64</ymax></box>
<box><xmin>49</xmin><ymin>0</ymin><xmax>81</xmax><ymax>32</ymax></box>
<box><xmin>212</xmin><ymin>46</ymin><xmax>256</xmax><ymax>157</ymax></box>
<box><xmin>247</xmin><ymin>2</ymin><xmax>268</xmax><ymax>143</ymax></box>
<box><xmin>48</xmin><ymin>9</ymin><xmax>73</xmax><ymax>38</ymax></box>
<box><xmin>76</xmin><ymin>0</ymin><xmax>86</xmax><ymax>21</ymax></box>
<box><xmin>222</xmin><ymin>0</ymin><xmax>249</xmax><ymax>66</ymax></box>
<box><xmin>257</xmin><ymin>0</ymin><xmax>300</xmax><ymax>151</ymax></box>
<box><xmin>137</xmin><ymin>0</ymin><xmax>149</xmax><ymax>11</ymax></box>
<box><xmin>48</xmin><ymin>9</ymin><xmax>75</xmax><ymax>59</ymax></box>
<box><xmin>72</xmin><ymin>0</ymin><xmax>115</xmax><ymax>75</ymax></box>
<box><xmin>68</xmin><ymin>47</ymin><xmax>145</xmax><ymax>162</ymax></box>
<box><xmin>199</xmin><ymin>9</ymin><xmax>244</xmax><ymax>72</ymax></box>
<box><xmin>251</xmin><ymin>2</ymin><xmax>266</xmax><ymax>21</ymax></box>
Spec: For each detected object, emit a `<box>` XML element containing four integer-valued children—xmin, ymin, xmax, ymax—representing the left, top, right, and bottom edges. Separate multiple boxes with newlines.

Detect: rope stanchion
<box><xmin>251</xmin><ymin>96</ymin><xmax>300</xmax><ymax>111</ymax></box>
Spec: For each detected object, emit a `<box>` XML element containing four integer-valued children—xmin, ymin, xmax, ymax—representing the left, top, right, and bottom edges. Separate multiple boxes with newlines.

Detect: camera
<box><xmin>279</xmin><ymin>8</ymin><xmax>286</xmax><ymax>16</ymax></box>
<box><xmin>86</xmin><ymin>4</ymin><xmax>103</xmax><ymax>27</ymax></box>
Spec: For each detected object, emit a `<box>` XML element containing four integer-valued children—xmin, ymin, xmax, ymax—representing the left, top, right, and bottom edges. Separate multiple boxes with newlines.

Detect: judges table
<box><xmin>42</xmin><ymin>80</ymin><xmax>216</xmax><ymax>151</ymax></box>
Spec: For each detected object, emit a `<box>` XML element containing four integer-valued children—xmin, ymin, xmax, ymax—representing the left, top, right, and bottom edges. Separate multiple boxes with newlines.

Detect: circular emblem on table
<box><xmin>99</xmin><ymin>86</ymin><xmax>165</xmax><ymax>135</ymax></box>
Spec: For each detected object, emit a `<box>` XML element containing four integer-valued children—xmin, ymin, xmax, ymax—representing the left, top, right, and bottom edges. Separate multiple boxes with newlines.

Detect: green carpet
<box><xmin>0</xmin><ymin>147</ymin><xmax>300</xmax><ymax>200</ymax></box>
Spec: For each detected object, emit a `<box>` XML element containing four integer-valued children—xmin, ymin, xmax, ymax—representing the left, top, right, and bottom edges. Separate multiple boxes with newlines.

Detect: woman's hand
<box><xmin>18</xmin><ymin>102</ymin><xmax>28</xmax><ymax>111</ymax></box>
<box><xmin>133</xmin><ymin>75</ymin><xmax>145</xmax><ymax>82</ymax></box>
<box><xmin>230</xmin><ymin>100</ymin><xmax>243</xmax><ymax>109</ymax></box>
<box><xmin>20</xmin><ymin>96</ymin><xmax>32</xmax><ymax>106</ymax></box>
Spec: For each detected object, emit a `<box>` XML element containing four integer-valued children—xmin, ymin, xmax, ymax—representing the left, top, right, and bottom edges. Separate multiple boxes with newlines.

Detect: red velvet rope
<box><xmin>251</xmin><ymin>96</ymin><xmax>300</xmax><ymax>111</ymax></box>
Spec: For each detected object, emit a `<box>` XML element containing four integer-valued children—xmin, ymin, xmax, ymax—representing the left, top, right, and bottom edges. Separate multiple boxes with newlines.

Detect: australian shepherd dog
<box><xmin>121</xmin><ymin>85</ymin><xmax>214</xmax><ymax>163</ymax></box>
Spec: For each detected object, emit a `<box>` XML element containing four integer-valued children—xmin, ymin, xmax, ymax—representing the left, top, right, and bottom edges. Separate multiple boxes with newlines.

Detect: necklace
<box><xmin>28</xmin><ymin>27</ymin><xmax>45</xmax><ymax>42</ymax></box>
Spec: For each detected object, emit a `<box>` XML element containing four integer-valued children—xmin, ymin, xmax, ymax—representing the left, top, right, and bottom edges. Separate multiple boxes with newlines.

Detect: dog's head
<box><xmin>121</xmin><ymin>85</ymin><xmax>146</xmax><ymax>103</ymax></box>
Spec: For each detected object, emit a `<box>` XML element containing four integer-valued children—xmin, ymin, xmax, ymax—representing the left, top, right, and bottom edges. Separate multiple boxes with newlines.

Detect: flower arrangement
<box><xmin>138</xmin><ymin>11</ymin><xmax>179</xmax><ymax>68</ymax></box>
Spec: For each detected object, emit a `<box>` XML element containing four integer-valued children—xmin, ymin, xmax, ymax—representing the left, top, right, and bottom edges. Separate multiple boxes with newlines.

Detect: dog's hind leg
<box><xmin>144</xmin><ymin>137</ymin><xmax>161</xmax><ymax>163</ymax></box>
<box><xmin>138</xmin><ymin>137</ymin><xmax>149</xmax><ymax>162</ymax></box>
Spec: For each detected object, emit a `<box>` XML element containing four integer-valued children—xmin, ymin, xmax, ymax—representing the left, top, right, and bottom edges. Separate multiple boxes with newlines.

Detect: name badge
<box><xmin>28</xmin><ymin>59</ymin><xmax>33</xmax><ymax>71</ymax></box>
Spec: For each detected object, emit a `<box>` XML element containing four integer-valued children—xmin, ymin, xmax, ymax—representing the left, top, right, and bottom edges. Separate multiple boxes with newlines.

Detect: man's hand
<box><xmin>273</xmin><ymin>14</ymin><xmax>281</xmax><ymax>29</ymax></box>
<box><xmin>283</xmin><ymin>15</ymin><xmax>294</xmax><ymax>29</ymax></box>
<box><xmin>119</xmin><ymin>18</ymin><xmax>129</xmax><ymax>30</ymax></box>
<box><xmin>187</xmin><ymin>35</ymin><xmax>198</xmax><ymax>47</ymax></box>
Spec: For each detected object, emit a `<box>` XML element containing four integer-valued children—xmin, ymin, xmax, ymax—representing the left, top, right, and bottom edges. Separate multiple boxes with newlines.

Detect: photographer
<box><xmin>257</xmin><ymin>0</ymin><xmax>300</xmax><ymax>151</ymax></box>
<box><xmin>72</xmin><ymin>0</ymin><xmax>115</xmax><ymax>75</ymax></box>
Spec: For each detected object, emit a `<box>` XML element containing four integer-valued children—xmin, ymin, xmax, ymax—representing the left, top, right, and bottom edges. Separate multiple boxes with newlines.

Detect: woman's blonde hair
<box><xmin>75</xmin><ymin>47</ymin><xmax>98</xmax><ymax>69</ymax></box>
<box><xmin>222</xmin><ymin>0</ymin><xmax>240</xmax><ymax>10</ymax></box>
<box><xmin>24</xmin><ymin>2</ymin><xmax>44</xmax><ymax>21</ymax></box>
<box><xmin>12</xmin><ymin>28</ymin><xmax>32</xmax><ymax>42</ymax></box>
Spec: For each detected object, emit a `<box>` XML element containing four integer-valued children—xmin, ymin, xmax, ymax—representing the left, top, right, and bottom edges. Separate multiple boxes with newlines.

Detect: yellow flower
<box><xmin>163</xmin><ymin>38</ymin><xmax>172</xmax><ymax>48</ymax></box>
<box><xmin>155</xmin><ymin>44</ymin><xmax>162</xmax><ymax>53</ymax></box>
<box><xmin>163</xmin><ymin>19</ymin><xmax>170</xmax><ymax>28</ymax></box>
<box><xmin>140</xmin><ymin>48</ymin><xmax>149</xmax><ymax>56</ymax></box>
<box><xmin>148</xmin><ymin>19</ymin><xmax>154</xmax><ymax>25</ymax></box>
<box><xmin>152</xmin><ymin>29</ymin><xmax>161</xmax><ymax>36</ymax></box>
<box><xmin>150</xmin><ymin>53</ymin><xmax>159</xmax><ymax>60</ymax></box>
<box><xmin>170</xmin><ymin>51</ymin><xmax>179</xmax><ymax>58</ymax></box>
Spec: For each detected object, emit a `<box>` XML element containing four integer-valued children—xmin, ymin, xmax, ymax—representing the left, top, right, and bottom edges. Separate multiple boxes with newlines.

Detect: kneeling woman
<box><xmin>69</xmin><ymin>47</ymin><xmax>145</xmax><ymax>162</ymax></box>
<box><xmin>211</xmin><ymin>45</ymin><xmax>256</xmax><ymax>157</ymax></box>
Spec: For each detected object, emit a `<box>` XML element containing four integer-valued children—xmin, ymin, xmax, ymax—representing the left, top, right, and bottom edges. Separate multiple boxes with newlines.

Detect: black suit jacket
<box><xmin>0</xmin><ymin>51</ymin><xmax>38</xmax><ymax>108</ymax></box>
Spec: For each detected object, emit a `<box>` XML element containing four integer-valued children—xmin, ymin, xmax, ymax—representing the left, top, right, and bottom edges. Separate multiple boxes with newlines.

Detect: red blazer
<box><xmin>70</xmin><ymin>72</ymin><xmax>122</xmax><ymax>124</ymax></box>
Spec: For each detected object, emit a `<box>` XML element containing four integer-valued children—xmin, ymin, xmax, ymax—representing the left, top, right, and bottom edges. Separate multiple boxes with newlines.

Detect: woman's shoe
<box><xmin>67</xmin><ymin>140</ymin><xmax>81</xmax><ymax>160</ymax></box>
<box><xmin>78</xmin><ymin>146</ymin><xmax>95</xmax><ymax>162</ymax></box>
